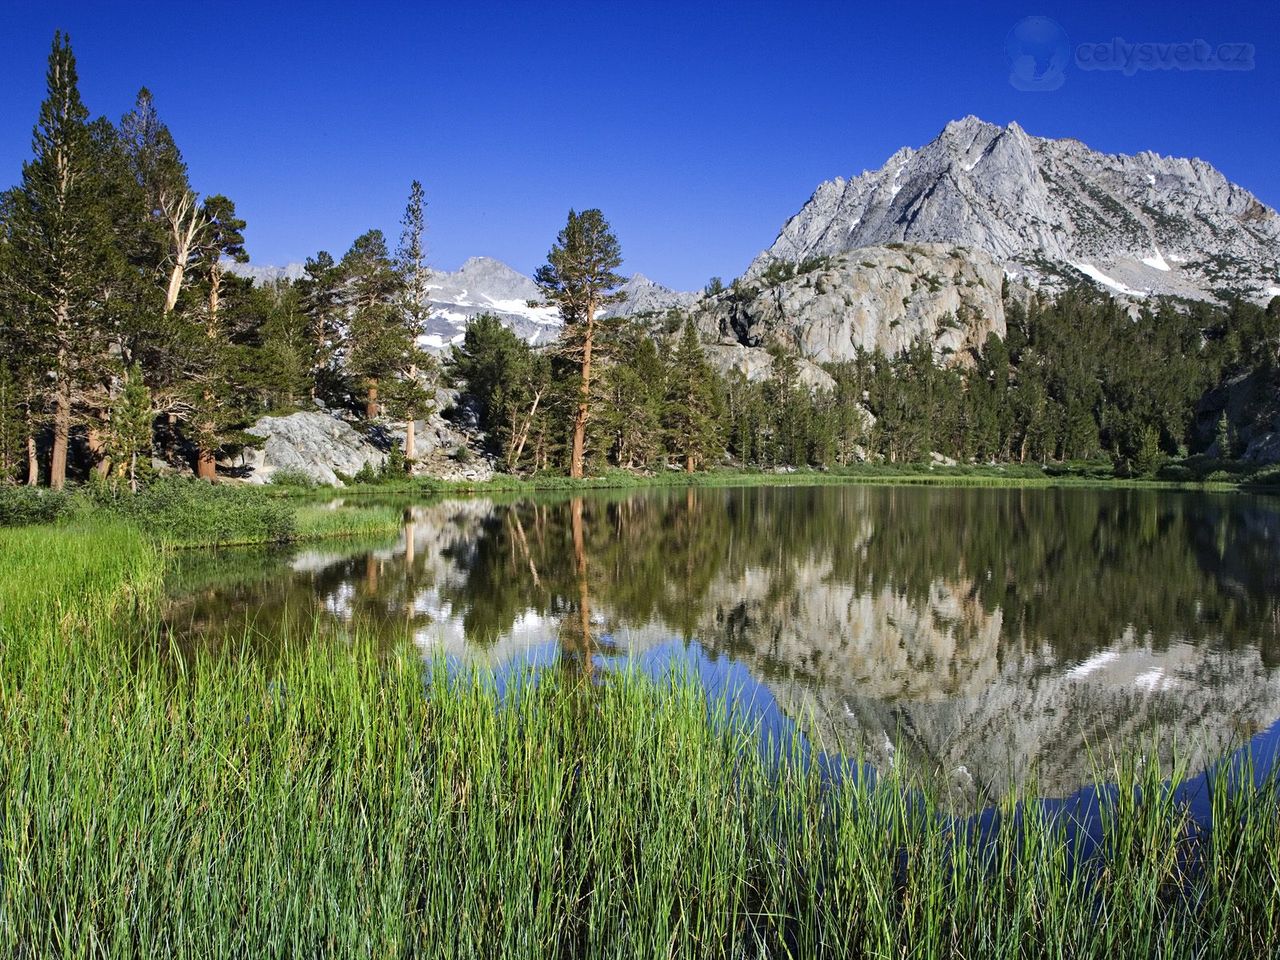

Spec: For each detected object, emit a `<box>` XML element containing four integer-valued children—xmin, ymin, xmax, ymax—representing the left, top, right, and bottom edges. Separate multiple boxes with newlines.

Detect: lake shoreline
<box><xmin>279</xmin><ymin>457</ymin><xmax>1280</xmax><ymax>505</ymax></box>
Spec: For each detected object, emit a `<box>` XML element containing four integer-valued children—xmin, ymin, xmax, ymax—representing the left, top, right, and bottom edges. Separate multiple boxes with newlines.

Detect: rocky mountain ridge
<box><xmin>752</xmin><ymin>116</ymin><xmax>1280</xmax><ymax>304</ymax></box>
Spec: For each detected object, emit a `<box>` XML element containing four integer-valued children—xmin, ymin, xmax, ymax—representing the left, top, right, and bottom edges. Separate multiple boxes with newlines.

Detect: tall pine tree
<box><xmin>393</xmin><ymin>180</ymin><xmax>434</xmax><ymax>460</ymax></box>
<box><xmin>535</xmin><ymin>209</ymin><xmax>625</xmax><ymax>478</ymax></box>
<box><xmin>665</xmin><ymin>320</ymin><xmax>723</xmax><ymax>472</ymax></box>
<box><xmin>4</xmin><ymin>33</ymin><xmax>113</xmax><ymax>489</ymax></box>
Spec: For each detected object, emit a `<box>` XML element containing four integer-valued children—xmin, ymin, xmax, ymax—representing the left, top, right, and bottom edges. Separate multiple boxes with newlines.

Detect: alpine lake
<box><xmin>164</xmin><ymin>482</ymin><xmax>1280</xmax><ymax>816</ymax></box>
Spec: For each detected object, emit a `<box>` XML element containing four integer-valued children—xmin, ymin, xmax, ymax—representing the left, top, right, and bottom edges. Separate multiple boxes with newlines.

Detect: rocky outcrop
<box><xmin>1194</xmin><ymin>366</ymin><xmax>1280</xmax><ymax>464</ymax></box>
<box><xmin>695</xmin><ymin>243</ymin><xmax>1006</xmax><ymax>366</ymax></box>
<box><xmin>702</xmin><ymin>343</ymin><xmax>838</xmax><ymax>391</ymax></box>
<box><xmin>242</xmin><ymin>411</ymin><xmax>385</xmax><ymax>486</ymax></box>
<box><xmin>753</xmin><ymin>116</ymin><xmax>1280</xmax><ymax>304</ymax></box>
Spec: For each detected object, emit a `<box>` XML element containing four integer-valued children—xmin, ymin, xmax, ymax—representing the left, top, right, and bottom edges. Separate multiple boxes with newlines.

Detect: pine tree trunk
<box><xmin>25</xmin><ymin>434</ymin><xmax>38</xmax><ymax>486</ymax></box>
<box><xmin>570</xmin><ymin>312</ymin><xmax>594</xmax><ymax>479</ymax></box>
<box><xmin>366</xmin><ymin>380</ymin><xmax>379</xmax><ymax>419</ymax></box>
<box><xmin>87</xmin><ymin>426</ymin><xmax>110</xmax><ymax>479</ymax></box>
<box><xmin>196</xmin><ymin>445</ymin><xmax>216</xmax><ymax>480</ymax></box>
<box><xmin>49</xmin><ymin>375</ymin><xmax>70</xmax><ymax>491</ymax></box>
<box><xmin>405</xmin><ymin>418</ymin><xmax>415</xmax><ymax>461</ymax></box>
<box><xmin>685</xmin><ymin>453</ymin><xmax>695</xmax><ymax>473</ymax></box>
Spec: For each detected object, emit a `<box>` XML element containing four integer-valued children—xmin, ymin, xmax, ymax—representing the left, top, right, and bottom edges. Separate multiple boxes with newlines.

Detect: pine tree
<box><xmin>599</xmin><ymin>325</ymin><xmax>665</xmax><ymax>469</ymax></box>
<box><xmin>394</xmin><ymin>180</ymin><xmax>434</xmax><ymax>460</ymax></box>
<box><xmin>188</xmin><ymin>195</ymin><xmax>247</xmax><ymax>478</ymax></box>
<box><xmin>297</xmin><ymin>251</ymin><xmax>345</xmax><ymax>403</ymax></box>
<box><xmin>448</xmin><ymin>313</ymin><xmax>551</xmax><ymax>471</ymax></box>
<box><xmin>4</xmin><ymin>33</ymin><xmax>113</xmax><ymax>489</ymax></box>
<box><xmin>665</xmin><ymin>320</ymin><xmax>724</xmax><ymax>472</ymax></box>
<box><xmin>120</xmin><ymin>88</ymin><xmax>206</xmax><ymax>316</ymax></box>
<box><xmin>0</xmin><ymin>362</ymin><xmax>23</xmax><ymax>482</ymax></box>
<box><xmin>1215</xmin><ymin>411</ymin><xmax>1232</xmax><ymax>460</ymax></box>
<box><xmin>254</xmin><ymin>281</ymin><xmax>310</xmax><ymax>411</ymax></box>
<box><xmin>341</xmin><ymin>229</ymin><xmax>414</xmax><ymax>420</ymax></box>
<box><xmin>535</xmin><ymin>209</ymin><xmax>625</xmax><ymax>478</ymax></box>
<box><xmin>107</xmin><ymin>365</ymin><xmax>153</xmax><ymax>492</ymax></box>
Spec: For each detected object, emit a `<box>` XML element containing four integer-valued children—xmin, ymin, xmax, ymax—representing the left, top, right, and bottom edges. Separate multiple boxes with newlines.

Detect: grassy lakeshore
<box><xmin>2</xmin><ymin>520</ymin><xmax>1280</xmax><ymax>957</ymax></box>
<box><xmin>285</xmin><ymin>456</ymin><xmax>1280</xmax><ymax>500</ymax></box>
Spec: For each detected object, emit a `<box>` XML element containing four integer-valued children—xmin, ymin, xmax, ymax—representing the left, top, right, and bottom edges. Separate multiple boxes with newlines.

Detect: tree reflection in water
<box><xmin>165</xmin><ymin>485</ymin><xmax>1280</xmax><ymax>807</ymax></box>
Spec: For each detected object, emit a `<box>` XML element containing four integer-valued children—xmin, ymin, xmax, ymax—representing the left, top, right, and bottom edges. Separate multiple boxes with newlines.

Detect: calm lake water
<box><xmin>165</xmin><ymin>483</ymin><xmax>1280</xmax><ymax>810</ymax></box>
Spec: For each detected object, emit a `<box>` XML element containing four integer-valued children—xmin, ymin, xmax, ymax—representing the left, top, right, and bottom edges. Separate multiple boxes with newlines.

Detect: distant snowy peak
<box><xmin>420</xmin><ymin>257</ymin><xmax>560</xmax><ymax>351</ymax></box>
<box><xmin>223</xmin><ymin>261</ymin><xmax>305</xmax><ymax>284</ymax></box>
<box><xmin>227</xmin><ymin>255</ymin><xmax>695</xmax><ymax>352</ymax></box>
<box><xmin>753</xmin><ymin>116</ymin><xmax>1280</xmax><ymax>303</ymax></box>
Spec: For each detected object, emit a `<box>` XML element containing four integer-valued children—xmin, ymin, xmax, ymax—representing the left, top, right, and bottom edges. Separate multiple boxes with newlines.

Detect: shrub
<box><xmin>269</xmin><ymin>468</ymin><xmax>319</xmax><ymax>489</ymax></box>
<box><xmin>89</xmin><ymin>480</ymin><xmax>296</xmax><ymax>546</ymax></box>
<box><xmin>0</xmin><ymin>486</ymin><xmax>77</xmax><ymax>527</ymax></box>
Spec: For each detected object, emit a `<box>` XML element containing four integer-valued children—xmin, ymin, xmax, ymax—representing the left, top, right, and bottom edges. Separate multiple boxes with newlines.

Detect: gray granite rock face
<box><xmin>603</xmin><ymin>273</ymin><xmax>700</xmax><ymax>318</ymax></box>
<box><xmin>753</xmin><ymin>116</ymin><xmax>1280</xmax><ymax>303</ymax></box>
<box><xmin>243</xmin><ymin>412</ymin><xmax>385</xmax><ymax>487</ymax></box>
<box><xmin>696</xmin><ymin>243</ymin><xmax>1006</xmax><ymax>366</ymax></box>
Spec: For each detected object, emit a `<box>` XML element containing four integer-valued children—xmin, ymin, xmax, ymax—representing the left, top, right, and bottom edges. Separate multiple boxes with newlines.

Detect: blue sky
<box><xmin>1</xmin><ymin>1</ymin><xmax>1276</xmax><ymax>289</ymax></box>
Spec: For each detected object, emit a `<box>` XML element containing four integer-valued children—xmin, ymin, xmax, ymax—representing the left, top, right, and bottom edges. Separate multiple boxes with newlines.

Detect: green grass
<box><xmin>0</xmin><ymin>480</ymin><xmax>406</xmax><ymax>548</ymax></box>
<box><xmin>2</xmin><ymin>522</ymin><xmax>1280</xmax><ymax>957</ymax></box>
<box><xmin>292</xmin><ymin>501</ymin><xmax>405</xmax><ymax>542</ymax></box>
<box><xmin>319</xmin><ymin>459</ymin><xmax>1280</xmax><ymax>499</ymax></box>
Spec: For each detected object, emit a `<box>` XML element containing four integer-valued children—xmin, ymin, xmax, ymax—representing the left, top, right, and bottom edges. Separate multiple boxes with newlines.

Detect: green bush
<box><xmin>88</xmin><ymin>480</ymin><xmax>296</xmax><ymax>546</ymax></box>
<box><xmin>269</xmin><ymin>468</ymin><xmax>319</xmax><ymax>489</ymax></box>
<box><xmin>0</xmin><ymin>486</ymin><xmax>77</xmax><ymax>527</ymax></box>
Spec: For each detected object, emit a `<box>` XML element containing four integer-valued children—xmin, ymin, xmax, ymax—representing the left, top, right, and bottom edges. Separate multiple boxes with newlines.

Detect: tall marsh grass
<box><xmin>2</xmin><ymin>523</ymin><xmax>1279</xmax><ymax>957</ymax></box>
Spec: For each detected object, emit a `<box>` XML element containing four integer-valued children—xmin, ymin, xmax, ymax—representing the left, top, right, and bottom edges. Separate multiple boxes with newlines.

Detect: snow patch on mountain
<box><xmin>1071</xmin><ymin>262</ymin><xmax>1147</xmax><ymax>298</ymax></box>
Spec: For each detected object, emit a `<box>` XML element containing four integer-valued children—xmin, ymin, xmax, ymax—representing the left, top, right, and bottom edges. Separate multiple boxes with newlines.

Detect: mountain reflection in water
<box><xmin>165</xmin><ymin>484</ymin><xmax>1280</xmax><ymax>811</ymax></box>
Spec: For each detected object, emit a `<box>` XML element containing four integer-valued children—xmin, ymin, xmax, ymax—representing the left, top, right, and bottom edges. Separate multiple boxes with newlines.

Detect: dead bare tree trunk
<box><xmin>162</xmin><ymin>190</ymin><xmax>205</xmax><ymax>314</ymax></box>
<box><xmin>509</xmin><ymin>388</ymin><xmax>543</xmax><ymax>470</ymax></box>
<box><xmin>403</xmin><ymin>364</ymin><xmax>417</xmax><ymax>460</ymax></box>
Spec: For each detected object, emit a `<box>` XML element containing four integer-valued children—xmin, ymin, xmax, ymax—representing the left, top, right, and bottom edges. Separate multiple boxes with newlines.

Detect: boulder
<box><xmin>243</xmin><ymin>411</ymin><xmax>385</xmax><ymax>486</ymax></box>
